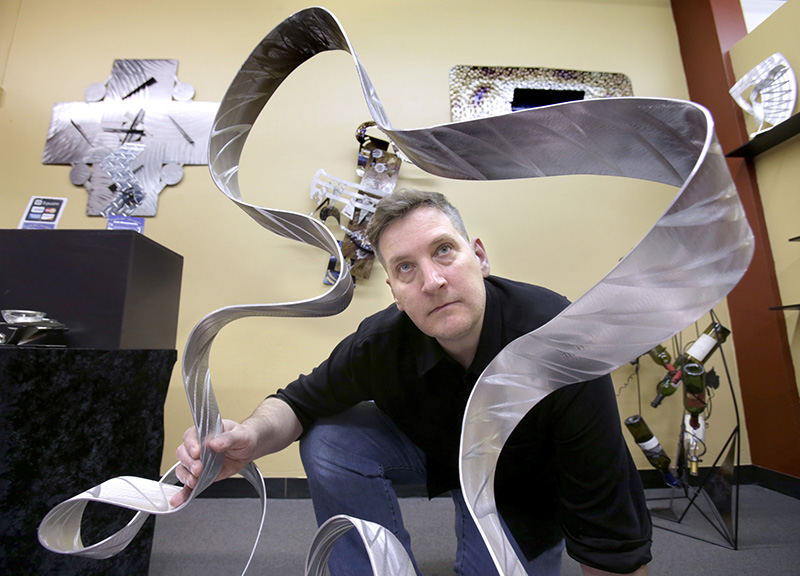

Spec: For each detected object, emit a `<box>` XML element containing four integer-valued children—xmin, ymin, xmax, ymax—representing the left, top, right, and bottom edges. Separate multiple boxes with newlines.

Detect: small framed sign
<box><xmin>18</xmin><ymin>196</ymin><xmax>68</xmax><ymax>229</ymax></box>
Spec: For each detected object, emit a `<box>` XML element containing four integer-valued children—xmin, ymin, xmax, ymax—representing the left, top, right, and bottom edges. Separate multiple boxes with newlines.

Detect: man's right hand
<box><xmin>171</xmin><ymin>418</ymin><xmax>258</xmax><ymax>507</ymax></box>
<box><xmin>170</xmin><ymin>397</ymin><xmax>304</xmax><ymax>508</ymax></box>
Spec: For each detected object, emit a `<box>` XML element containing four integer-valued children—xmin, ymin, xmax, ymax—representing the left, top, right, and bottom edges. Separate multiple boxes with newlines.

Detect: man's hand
<box><xmin>170</xmin><ymin>397</ymin><xmax>303</xmax><ymax>508</ymax></box>
<box><xmin>171</xmin><ymin>418</ymin><xmax>257</xmax><ymax>507</ymax></box>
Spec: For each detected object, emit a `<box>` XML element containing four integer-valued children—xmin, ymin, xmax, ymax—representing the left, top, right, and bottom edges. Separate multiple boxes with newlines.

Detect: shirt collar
<box><xmin>411</xmin><ymin>277</ymin><xmax>503</xmax><ymax>377</ymax></box>
<box><xmin>468</xmin><ymin>277</ymin><xmax>503</xmax><ymax>375</ymax></box>
<box><xmin>414</xmin><ymin>331</ymin><xmax>447</xmax><ymax>375</ymax></box>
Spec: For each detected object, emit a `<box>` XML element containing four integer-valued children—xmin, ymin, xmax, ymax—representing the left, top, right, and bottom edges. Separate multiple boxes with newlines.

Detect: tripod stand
<box><xmin>648</xmin><ymin>424</ymin><xmax>740</xmax><ymax>549</ymax></box>
<box><xmin>642</xmin><ymin>311</ymin><xmax>741</xmax><ymax>549</ymax></box>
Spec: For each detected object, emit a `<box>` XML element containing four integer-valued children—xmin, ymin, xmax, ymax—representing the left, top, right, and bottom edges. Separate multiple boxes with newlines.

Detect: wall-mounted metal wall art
<box><xmin>450</xmin><ymin>65</ymin><xmax>633</xmax><ymax>122</ymax></box>
<box><xmin>311</xmin><ymin>121</ymin><xmax>405</xmax><ymax>282</ymax></box>
<box><xmin>42</xmin><ymin>59</ymin><xmax>219</xmax><ymax>216</ymax></box>
<box><xmin>729</xmin><ymin>52</ymin><xmax>797</xmax><ymax>138</ymax></box>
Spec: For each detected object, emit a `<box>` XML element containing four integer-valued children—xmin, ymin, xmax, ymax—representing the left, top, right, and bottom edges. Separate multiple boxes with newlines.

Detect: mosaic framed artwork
<box><xmin>450</xmin><ymin>65</ymin><xmax>634</xmax><ymax>121</ymax></box>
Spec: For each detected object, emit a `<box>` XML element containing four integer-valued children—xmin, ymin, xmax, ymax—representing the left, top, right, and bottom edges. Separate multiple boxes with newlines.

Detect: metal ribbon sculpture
<box><xmin>305</xmin><ymin>516</ymin><xmax>416</xmax><ymax>576</ymax></box>
<box><xmin>38</xmin><ymin>6</ymin><xmax>754</xmax><ymax>575</ymax></box>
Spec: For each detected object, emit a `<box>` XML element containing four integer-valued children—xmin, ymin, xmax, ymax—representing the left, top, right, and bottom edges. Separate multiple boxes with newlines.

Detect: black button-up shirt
<box><xmin>276</xmin><ymin>275</ymin><xmax>651</xmax><ymax>571</ymax></box>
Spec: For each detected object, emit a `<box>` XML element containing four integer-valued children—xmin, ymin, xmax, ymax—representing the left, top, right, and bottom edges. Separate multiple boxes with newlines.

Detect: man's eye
<box><xmin>397</xmin><ymin>263</ymin><xmax>413</xmax><ymax>274</ymax></box>
<box><xmin>437</xmin><ymin>244</ymin><xmax>453</xmax><ymax>256</ymax></box>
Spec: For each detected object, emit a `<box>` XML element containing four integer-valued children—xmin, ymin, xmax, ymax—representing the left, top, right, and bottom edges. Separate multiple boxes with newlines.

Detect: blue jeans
<box><xmin>299</xmin><ymin>402</ymin><xmax>564</xmax><ymax>575</ymax></box>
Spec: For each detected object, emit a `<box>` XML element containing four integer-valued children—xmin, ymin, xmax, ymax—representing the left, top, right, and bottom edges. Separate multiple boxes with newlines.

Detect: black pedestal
<box><xmin>0</xmin><ymin>230</ymin><xmax>183</xmax><ymax>349</ymax></box>
<box><xmin>0</xmin><ymin>348</ymin><xmax>176</xmax><ymax>576</ymax></box>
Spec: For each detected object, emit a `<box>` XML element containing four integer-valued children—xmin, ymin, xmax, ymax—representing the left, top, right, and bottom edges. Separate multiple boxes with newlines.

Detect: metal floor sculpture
<box><xmin>38</xmin><ymin>6</ymin><xmax>754</xmax><ymax>576</ymax></box>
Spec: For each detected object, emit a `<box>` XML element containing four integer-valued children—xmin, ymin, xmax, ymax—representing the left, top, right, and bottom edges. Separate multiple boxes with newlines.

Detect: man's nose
<box><xmin>421</xmin><ymin>263</ymin><xmax>447</xmax><ymax>292</ymax></box>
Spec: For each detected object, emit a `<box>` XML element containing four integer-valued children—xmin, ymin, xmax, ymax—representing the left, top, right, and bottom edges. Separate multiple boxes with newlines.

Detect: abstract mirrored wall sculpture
<box><xmin>729</xmin><ymin>52</ymin><xmax>797</xmax><ymax>138</ymax></box>
<box><xmin>450</xmin><ymin>65</ymin><xmax>633</xmax><ymax>122</ymax></box>
<box><xmin>38</xmin><ymin>7</ymin><xmax>753</xmax><ymax>576</ymax></box>
<box><xmin>310</xmin><ymin>121</ymin><xmax>405</xmax><ymax>281</ymax></box>
<box><xmin>42</xmin><ymin>59</ymin><xmax>219</xmax><ymax>216</ymax></box>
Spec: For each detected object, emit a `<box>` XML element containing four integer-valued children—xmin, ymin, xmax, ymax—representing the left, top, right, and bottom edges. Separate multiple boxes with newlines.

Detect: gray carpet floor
<box><xmin>148</xmin><ymin>485</ymin><xmax>800</xmax><ymax>575</ymax></box>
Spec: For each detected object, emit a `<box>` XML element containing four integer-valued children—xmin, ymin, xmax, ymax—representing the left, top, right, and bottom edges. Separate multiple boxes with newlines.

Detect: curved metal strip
<box><xmin>37</xmin><ymin>7</ymin><xmax>356</xmax><ymax>573</ymax></box>
<box><xmin>454</xmin><ymin>90</ymin><xmax>753</xmax><ymax>576</ymax></box>
<box><xmin>222</xmin><ymin>8</ymin><xmax>751</xmax><ymax>572</ymax></box>
<box><xmin>39</xmin><ymin>7</ymin><xmax>754</xmax><ymax>575</ymax></box>
<box><xmin>305</xmin><ymin>515</ymin><xmax>416</xmax><ymax>576</ymax></box>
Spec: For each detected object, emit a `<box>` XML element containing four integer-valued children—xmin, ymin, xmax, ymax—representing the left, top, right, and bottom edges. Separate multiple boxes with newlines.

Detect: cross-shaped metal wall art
<box><xmin>42</xmin><ymin>59</ymin><xmax>218</xmax><ymax>216</ymax></box>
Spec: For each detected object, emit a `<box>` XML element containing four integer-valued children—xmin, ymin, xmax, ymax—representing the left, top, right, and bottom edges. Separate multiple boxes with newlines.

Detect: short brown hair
<box><xmin>366</xmin><ymin>189</ymin><xmax>469</xmax><ymax>264</ymax></box>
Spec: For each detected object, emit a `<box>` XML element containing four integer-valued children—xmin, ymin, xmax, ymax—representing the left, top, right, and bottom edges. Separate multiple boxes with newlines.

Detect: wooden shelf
<box><xmin>774</xmin><ymin>238</ymin><xmax>800</xmax><ymax>310</ymax></box>
<box><xmin>727</xmin><ymin>112</ymin><xmax>800</xmax><ymax>158</ymax></box>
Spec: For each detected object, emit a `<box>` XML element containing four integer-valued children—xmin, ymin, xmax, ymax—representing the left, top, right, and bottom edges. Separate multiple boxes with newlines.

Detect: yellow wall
<box><xmin>730</xmin><ymin>0</ymin><xmax>800</xmax><ymax>401</ymax></box>
<box><xmin>0</xmin><ymin>0</ymin><xmax>749</xmax><ymax>477</ymax></box>
<box><xmin>0</xmin><ymin>0</ymin><xmax>21</xmax><ymax>103</ymax></box>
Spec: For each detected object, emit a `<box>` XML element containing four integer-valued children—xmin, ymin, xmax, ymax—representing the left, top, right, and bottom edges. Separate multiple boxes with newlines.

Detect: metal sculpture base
<box><xmin>648</xmin><ymin>426</ymin><xmax>740</xmax><ymax>550</ymax></box>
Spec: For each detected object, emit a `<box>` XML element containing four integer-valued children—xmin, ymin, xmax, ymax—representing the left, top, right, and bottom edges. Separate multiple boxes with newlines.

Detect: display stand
<box><xmin>0</xmin><ymin>348</ymin><xmax>176</xmax><ymax>575</ymax></box>
<box><xmin>725</xmin><ymin>112</ymin><xmax>800</xmax><ymax>158</ymax></box>
<box><xmin>646</xmin><ymin>341</ymin><xmax>741</xmax><ymax>550</ymax></box>
<box><xmin>0</xmin><ymin>230</ymin><xmax>183</xmax><ymax>574</ymax></box>
<box><xmin>648</xmin><ymin>426</ymin><xmax>740</xmax><ymax>549</ymax></box>
<box><xmin>0</xmin><ymin>229</ymin><xmax>182</xmax><ymax>349</ymax></box>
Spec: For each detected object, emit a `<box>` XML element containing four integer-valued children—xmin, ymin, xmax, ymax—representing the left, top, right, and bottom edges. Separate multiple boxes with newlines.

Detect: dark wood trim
<box><xmin>670</xmin><ymin>0</ymin><xmax>800</xmax><ymax>478</ymax></box>
<box><xmin>195</xmin><ymin>477</ymin><xmax>431</xmax><ymax>499</ymax></box>
<box><xmin>749</xmin><ymin>465</ymin><xmax>800</xmax><ymax>499</ymax></box>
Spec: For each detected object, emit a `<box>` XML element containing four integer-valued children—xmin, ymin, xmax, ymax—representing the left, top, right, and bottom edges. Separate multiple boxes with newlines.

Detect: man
<box><xmin>173</xmin><ymin>189</ymin><xmax>652</xmax><ymax>575</ymax></box>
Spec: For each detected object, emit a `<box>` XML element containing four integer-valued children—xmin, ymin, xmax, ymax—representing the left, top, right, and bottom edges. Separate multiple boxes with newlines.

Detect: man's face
<box><xmin>379</xmin><ymin>206</ymin><xmax>490</xmax><ymax>357</ymax></box>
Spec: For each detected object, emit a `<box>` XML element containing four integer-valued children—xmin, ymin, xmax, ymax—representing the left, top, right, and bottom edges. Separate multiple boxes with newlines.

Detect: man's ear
<box><xmin>386</xmin><ymin>278</ymin><xmax>404</xmax><ymax>311</ymax></box>
<box><xmin>471</xmin><ymin>237</ymin><xmax>491</xmax><ymax>277</ymax></box>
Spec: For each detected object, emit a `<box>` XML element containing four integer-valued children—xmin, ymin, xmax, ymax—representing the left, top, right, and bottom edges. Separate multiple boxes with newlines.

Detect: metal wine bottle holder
<box><xmin>38</xmin><ymin>6</ymin><xmax>754</xmax><ymax>575</ymax></box>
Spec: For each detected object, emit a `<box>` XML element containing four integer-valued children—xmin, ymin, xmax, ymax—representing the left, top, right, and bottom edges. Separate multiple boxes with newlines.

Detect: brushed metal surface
<box><xmin>43</xmin><ymin>59</ymin><xmax>218</xmax><ymax>216</ymax></box>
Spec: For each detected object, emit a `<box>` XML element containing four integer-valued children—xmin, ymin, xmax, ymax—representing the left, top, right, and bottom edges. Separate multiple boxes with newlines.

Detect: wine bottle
<box><xmin>685</xmin><ymin>321</ymin><xmax>730</xmax><ymax>364</ymax></box>
<box><xmin>624</xmin><ymin>414</ymin><xmax>678</xmax><ymax>487</ymax></box>
<box><xmin>648</xmin><ymin>344</ymin><xmax>680</xmax><ymax>407</ymax></box>
<box><xmin>682</xmin><ymin>362</ymin><xmax>707</xmax><ymax>429</ymax></box>
<box><xmin>648</xmin><ymin>344</ymin><xmax>674</xmax><ymax>370</ymax></box>
<box><xmin>650</xmin><ymin>370</ymin><xmax>681</xmax><ymax>407</ymax></box>
<box><xmin>683</xmin><ymin>413</ymin><xmax>706</xmax><ymax>476</ymax></box>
